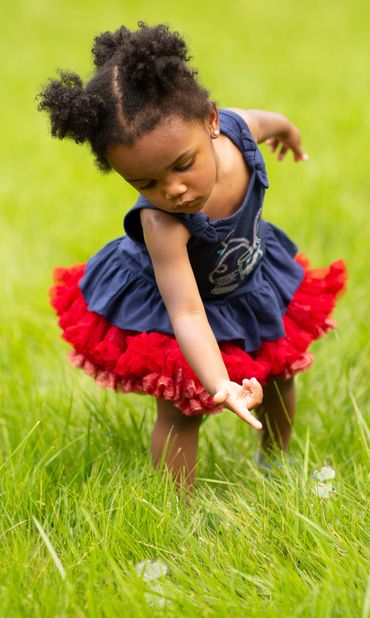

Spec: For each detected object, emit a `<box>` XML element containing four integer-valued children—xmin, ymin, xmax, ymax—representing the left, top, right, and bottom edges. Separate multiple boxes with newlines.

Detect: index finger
<box><xmin>236</xmin><ymin>407</ymin><xmax>263</xmax><ymax>430</ymax></box>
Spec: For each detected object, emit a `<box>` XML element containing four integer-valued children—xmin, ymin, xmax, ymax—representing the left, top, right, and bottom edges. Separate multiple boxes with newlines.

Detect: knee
<box><xmin>156</xmin><ymin>399</ymin><xmax>203</xmax><ymax>430</ymax></box>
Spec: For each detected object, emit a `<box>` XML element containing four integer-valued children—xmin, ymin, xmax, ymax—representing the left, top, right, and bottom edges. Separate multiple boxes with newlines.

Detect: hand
<box><xmin>213</xmin><ymin>377</ymin><xmax>263</xmax><ymax>430</ymax></box>
<box><xmin>265</xmin><ymin>125</ymin><xmax>309</xmax><ymax>162</ymax></box>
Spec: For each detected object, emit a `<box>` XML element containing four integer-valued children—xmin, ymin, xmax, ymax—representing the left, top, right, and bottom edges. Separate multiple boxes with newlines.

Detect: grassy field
<box><xmin>1</xmin><ymin>0</ymin><xmax>369</xmax><ymax>615</ymax></box>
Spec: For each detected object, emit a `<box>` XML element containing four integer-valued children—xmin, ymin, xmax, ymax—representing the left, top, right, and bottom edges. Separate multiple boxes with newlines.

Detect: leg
<box><xmin>151</xmin><ymin>398</ymin><xmax>203</xmax><ymax>491</ymax></box>
<box><xmin>259</xmin><ymin>377</ymin><xmax>296</xmax><ymax>456</ymax></box>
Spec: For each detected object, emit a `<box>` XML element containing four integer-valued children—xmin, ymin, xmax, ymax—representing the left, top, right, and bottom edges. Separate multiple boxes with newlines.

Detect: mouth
<box><xmin>174</xmin><ymin>197</ymin><xmax>201</xmax><ymax>210</ymax></box>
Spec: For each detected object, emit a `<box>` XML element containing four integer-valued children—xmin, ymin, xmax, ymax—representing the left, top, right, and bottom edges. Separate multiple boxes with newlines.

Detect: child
<box><xmin>38</xmin><ymin>23</ymin><xmax>346</xmax><ymax>489</ymax></box>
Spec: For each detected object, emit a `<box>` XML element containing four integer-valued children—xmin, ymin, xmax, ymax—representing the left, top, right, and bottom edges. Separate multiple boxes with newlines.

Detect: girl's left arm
<box><xmin>227</xmin><ymin>108</ymin><xmax>309</xmax><ymax>162</ymax></box>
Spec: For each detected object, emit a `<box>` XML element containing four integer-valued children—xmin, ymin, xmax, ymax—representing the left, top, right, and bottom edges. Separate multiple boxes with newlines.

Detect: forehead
<box><xmin>107</xmin><ymin>116</ymin><xmax>205</xmax><ymax>179</ymax></box>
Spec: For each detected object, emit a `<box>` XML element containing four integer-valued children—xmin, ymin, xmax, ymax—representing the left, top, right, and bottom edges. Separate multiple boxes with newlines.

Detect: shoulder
<box><xmin>140</xmin><ymin>208</ymin><xmax>191</xmax><ymax>239</ymax></box>
<box><xmin>223</xmin><ymin>108</ymin><xmax>259</xmax><ymax>142</ymax></box>
<box><xmin>140</xmin><ymin>208</ymin><xmax>191</xmax><ymax>258</ymax></box>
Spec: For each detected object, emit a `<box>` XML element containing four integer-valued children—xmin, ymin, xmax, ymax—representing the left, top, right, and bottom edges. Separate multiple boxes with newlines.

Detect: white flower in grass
<box><xmin>135</xmin><ymin>558</ymin><xmax>169</xmax><ymax>581</ymax></box>
<box><xmin>134</xmin><ymin>558</ymin><xmax>170</xmax><ymax>608</ymax></box>
<box><xmin>312</xmin><ymin>466</ymin><xmax>336</xmax><ymax>499</ymax></box>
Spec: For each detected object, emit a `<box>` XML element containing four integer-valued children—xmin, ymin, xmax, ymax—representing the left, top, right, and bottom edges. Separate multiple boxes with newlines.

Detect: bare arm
<box><xmin>227</xmin><ymin>107</ymin><xmax>309</xmax><ymax>162</ymax></box>
<box><xmin>141</xmin><ymin>208</ymin><xmax>263</xmax><ymax>428</ymax></box>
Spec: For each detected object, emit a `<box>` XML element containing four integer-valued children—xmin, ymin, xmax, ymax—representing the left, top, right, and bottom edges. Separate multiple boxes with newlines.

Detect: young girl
<box><xmin>38</xmin><ymin>23</ymin><xmax>346</xmax><ymax>489</ymax></box>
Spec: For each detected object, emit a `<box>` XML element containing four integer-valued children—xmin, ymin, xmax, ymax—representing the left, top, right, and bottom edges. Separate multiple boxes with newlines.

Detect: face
<box><xmin>106</xmin><ymin>109</ymin><xmax>219</xmax><ymax>214</ymax></box>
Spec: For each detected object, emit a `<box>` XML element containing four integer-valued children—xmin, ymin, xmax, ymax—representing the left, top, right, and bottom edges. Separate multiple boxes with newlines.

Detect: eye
<box><xmin>136</xmin><ymin>158</ymin><xmax>194</xmax><ymax>190</ymax></box>
<box><xmin>139</xmin><ymin>180</ymin><xmax>156</xmax><ymax>190</ymax></box>
<box><xmin>176</xmin><ymin>159</ymin><xmax>194</xmax><ymax>172</ymax></box>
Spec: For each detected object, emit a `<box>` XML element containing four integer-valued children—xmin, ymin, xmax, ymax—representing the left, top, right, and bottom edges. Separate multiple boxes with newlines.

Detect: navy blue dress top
<box><xmin>79</xmin><ymin>109</ymin><xmax>304</xmax><ymax>353</ymax></box>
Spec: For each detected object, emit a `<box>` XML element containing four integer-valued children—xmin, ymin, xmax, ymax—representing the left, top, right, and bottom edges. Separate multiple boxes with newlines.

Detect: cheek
<box><xmin>203</xmin><ymin>159</ymin><xmax>217</xmax><ymax>189</ymax></box>
<box><xmin>196</xmin><ymin>151</ymin><xmax>217</xmax><ymax>186</ymax></box>
<box><xmin>190</xmin><ymin>170</ymin><xmax>213</xmax><ymax>193</ymax></box>
<box><xmin>204</xmin><ymin>144</ymin><xmax>218</xmax><ymax>178</ymax></box>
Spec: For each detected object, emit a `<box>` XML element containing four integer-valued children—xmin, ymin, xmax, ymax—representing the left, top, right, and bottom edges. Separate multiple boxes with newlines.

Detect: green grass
<box><xmin>1</xmin><ymin>0</ymin><xmax>369</xmax><ymax>615</ymax></box>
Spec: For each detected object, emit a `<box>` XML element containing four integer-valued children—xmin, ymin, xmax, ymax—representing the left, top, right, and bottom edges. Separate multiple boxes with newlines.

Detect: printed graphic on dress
<box><xmin>209</xmin><ymin>208</ymin><xmax>263</xmax><ymax>295</ymax></box>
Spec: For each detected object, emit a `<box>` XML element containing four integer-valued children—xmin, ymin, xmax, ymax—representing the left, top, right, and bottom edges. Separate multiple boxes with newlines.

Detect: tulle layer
<box><xmin>50</xmin><ymin>255</ymin><xmax>346</xmax><ymax>415</ymax></box>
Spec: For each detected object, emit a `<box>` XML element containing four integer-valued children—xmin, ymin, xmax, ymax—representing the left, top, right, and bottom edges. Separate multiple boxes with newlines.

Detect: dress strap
<box><xmin>176</xmin><ymin>212</ymin><xmax>219</xmax><ymax>242</ymax></box>
<box><xmin>219</xmin><ymin>110</ymin><xmax>269</xmax><ymax>189</ymax></box>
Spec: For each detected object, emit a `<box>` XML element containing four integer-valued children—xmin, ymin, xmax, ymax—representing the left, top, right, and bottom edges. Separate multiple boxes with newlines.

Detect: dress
<box><xmin>50</xmin><ymin>110</ymin><xmax>346</xmax><ymax>415</ymax></box>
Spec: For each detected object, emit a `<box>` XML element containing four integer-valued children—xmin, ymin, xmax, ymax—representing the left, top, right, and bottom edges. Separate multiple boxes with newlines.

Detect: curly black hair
<box><xmin>37</xmin><ymin>22</ymin><xmax>211</xmax><ymax>172</ymax></box>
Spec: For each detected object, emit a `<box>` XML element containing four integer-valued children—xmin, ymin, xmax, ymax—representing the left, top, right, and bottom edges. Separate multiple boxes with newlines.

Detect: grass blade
<box><xmin>0</xmin><ymin>420</ymin><xmax>41</xmax><ymax>473</ymax></box>
<box><xmin>33</xmin><ymin>517</ymin><xmax>66</xmax><ymax>581</ymax></box>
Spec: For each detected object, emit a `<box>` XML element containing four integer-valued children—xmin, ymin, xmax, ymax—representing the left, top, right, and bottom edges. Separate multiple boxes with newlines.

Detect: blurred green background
<box><xmin>2</xmin><ymin>0</ymin><xmax>369</xmax><ymax>325</ymax></box>
<box><xmin>0</xmin><ymin>0</ymin><xmax>369</xmax><ymax>616</ymax></box>
<box><xmin>2</xmin><ymin>0</ymin><xmax>368</xmax><ymax>418</ymax></box>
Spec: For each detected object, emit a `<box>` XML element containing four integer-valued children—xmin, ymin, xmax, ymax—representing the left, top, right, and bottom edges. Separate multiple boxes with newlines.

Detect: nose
<box><xmin>164</xmin><ymin>176</ymin><xmax>187</xmax><ymax>200</ymax></box>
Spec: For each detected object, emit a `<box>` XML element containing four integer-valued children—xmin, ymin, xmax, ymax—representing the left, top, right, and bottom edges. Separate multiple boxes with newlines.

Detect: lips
<box><xmin>174</xmin><ymin>198</ymin><xmax>200</xmax><ymax>209</ymax></box>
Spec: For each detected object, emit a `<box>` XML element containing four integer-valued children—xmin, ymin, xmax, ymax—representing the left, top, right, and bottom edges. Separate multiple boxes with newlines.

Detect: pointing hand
<box><xmin>213</xmin><ymin>377</ymin><xmax>263</xmax><ymax>430</ymax></box>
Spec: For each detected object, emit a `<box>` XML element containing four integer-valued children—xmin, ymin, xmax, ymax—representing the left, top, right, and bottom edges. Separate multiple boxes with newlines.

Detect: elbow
<box><xmin>171</xmin><ymin>308</ymin><xmax>207</xmax><ymax>329</ymax></box>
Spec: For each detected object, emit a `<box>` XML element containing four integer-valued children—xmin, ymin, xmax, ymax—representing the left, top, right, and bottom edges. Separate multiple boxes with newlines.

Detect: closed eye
<box><xmin>137</xmin><ymin>159</ymin><xmax>195</xmax><ymax>190</ymax></box>
<box><xmin>176</xmin><ymin>159</ymin><xmax>194</xmax><ymax>172</ymax></box>
<box><xmin>139</xmin><ymin>180</ymin><xmax>156</xmax><ymax>190</ymax></box>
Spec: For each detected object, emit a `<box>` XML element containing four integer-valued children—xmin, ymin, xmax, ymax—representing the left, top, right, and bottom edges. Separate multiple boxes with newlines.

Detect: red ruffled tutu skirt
<box><xmin>50</xmin><ymin>255</ymin><xmax>346</xmax><ymax>415</ymax></box>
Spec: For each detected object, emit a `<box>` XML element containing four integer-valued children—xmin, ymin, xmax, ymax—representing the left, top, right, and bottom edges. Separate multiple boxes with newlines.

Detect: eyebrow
<box><xmin>127</xmin><ymin>149</ymin><xmax>193</xmax><ymax>182</ymax></box>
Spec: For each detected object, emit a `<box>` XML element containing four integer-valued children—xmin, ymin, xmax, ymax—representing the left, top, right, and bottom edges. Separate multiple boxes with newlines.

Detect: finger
<box><xmin>294</xmin><ymin>150</ymin><xmax>309</xmax><ymax>162</ymax></box>
<box><xmin>247</xmin><ymin>378</ymin><xmax>263</xmax><ymax>409</ymax></box>
<box><xmin>242</xmin><ymin>377</ymin><xmax>261</xmax><ymax>396</ymax></box>
<box><xmin>277</xmin><ymin>145</ymin><xmax>288</xmax><ymax>160</ymax></box>
<box><xmin>237</xmin><ymin>408</ymin><xmax>263</xmax><ymax>430</ymax></box>
<box><xmin>213</xmin><ymin>389</ymin><xmax>228</xmax><ymax>404</ymax></box>
<box><xmin>265</xmin><ymin>138</ymin><xmax>278</xmax><ymax>153</ymax></box>
<box><xmin>242</xmin><ymin>377</ymin><xmax>260</xmax><ymax>393</ymax></box>
<box><xmin>250</xmin><ymin>376</ymin><xmax>262</xmax><ymax>393</ymax></box>
<box><xmin>265</xmin><ymin>138</ymin><xmax>275</xmax><ymax>151</ymax></box>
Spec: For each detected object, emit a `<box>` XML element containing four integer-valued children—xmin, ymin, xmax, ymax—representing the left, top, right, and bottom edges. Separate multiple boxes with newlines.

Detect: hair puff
<box><xmin>121</xmin><ymin>23</ymin><xmax>190</xmax><ymax>93</ymax></box>
<box><xmin>92</xmin><ymin>26</ymin><xmax>130</xmax><ymax>68</ymax></box>
<box><xmin>38</xmin><ymin>22</ymin><xmax>212</xmax><ymax>172</ymax></box>
<box><xmin>37</xmin><ymin>70</ymin><xmax>106</xmax><ymax>143</ymax></box>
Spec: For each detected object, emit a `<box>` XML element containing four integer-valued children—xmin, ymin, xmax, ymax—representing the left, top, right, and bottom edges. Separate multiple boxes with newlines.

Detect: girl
<box><xmin>38</xmin><ymin>23</ymin><xmax>346</xmax><ymax>489</ymax></box>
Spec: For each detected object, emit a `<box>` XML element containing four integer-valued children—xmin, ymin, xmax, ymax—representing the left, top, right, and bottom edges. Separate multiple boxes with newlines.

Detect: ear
<box><xmin>204</xmin><ymin>101</ymin><xmax>219</xmax><ymax>137</ymax></box>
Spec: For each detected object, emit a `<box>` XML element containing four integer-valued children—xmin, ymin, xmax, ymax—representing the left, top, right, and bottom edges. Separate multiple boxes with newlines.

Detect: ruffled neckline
<box><xmin>179</xmin><ymin>173</ymin><xmax>255</xmax><ymax>242</ymax></box>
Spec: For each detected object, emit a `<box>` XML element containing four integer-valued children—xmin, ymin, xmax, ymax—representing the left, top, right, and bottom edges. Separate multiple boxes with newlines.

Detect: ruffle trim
<box><xmin>50</xmin><ymin>255</ymin><xmax>346</xmax><ymax>415</ymax></box>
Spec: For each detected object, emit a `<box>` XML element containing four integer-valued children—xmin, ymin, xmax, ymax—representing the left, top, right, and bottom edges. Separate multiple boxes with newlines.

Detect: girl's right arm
<box><xmin>141</xmin><ymin>208</ymin><xmax>263</xmax><ymax>429</ymax></box>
